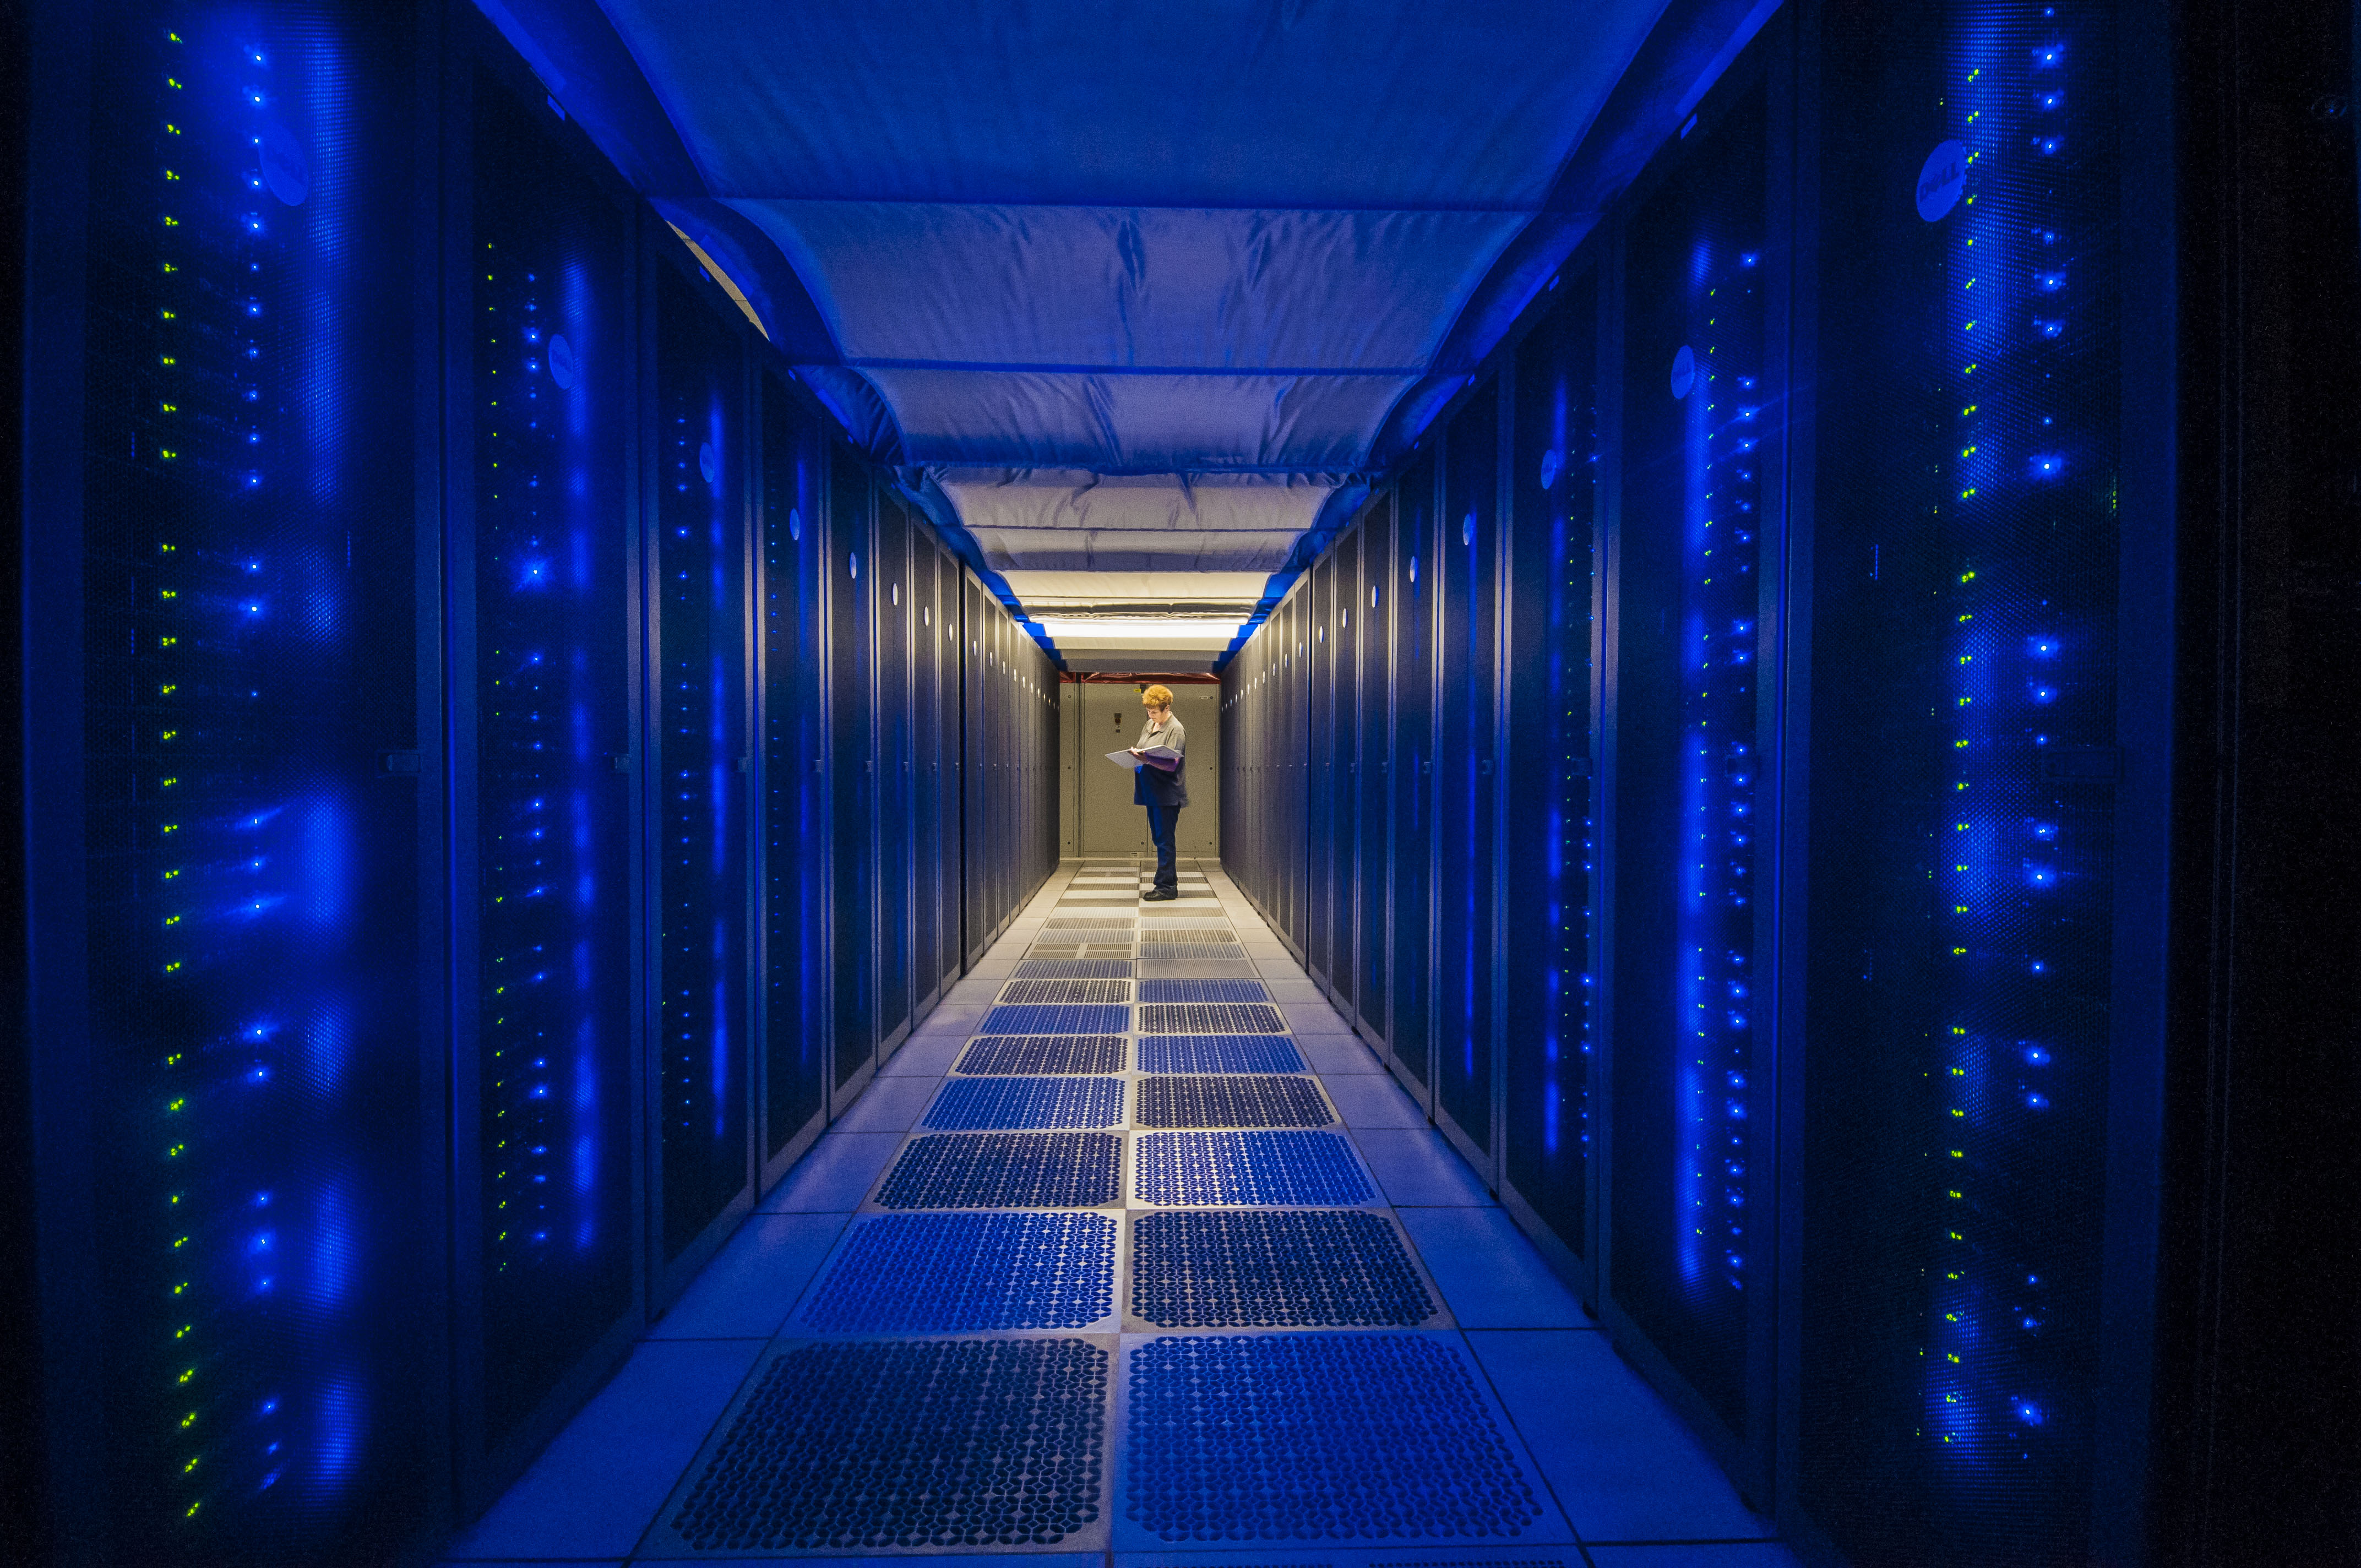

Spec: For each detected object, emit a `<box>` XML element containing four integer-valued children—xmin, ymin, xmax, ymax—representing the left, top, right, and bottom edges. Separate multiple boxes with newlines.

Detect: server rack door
<box><xmin>1796</xmin><ymin>3</ymin><xmax>2126</xmax><ymax>1559</ymax></box>
<box><xmin>1503</xmin><ymin>270</ymin><xmax>1603</xmax><ymax>1264</ymax></box>
<box><xmin>938</xmin><ymin>560</ymin><xmax>965</xmax><ymax>978</ymax></box>
<box><xmin>1437</xmin><ymin>387</ymin><xmax>1502</xmax><ymax>1161</ymax></box>
<box><xmin>1357</xmin><ymin>494</ymin><xmax>1395</xmax><ymax>1043</ymax></box>
<box><xmin>1332</xmin><ymin>528</ymin><xmax>1362</xmax><ymax>1009</ymax></box>
<box><xmin>37</xmin><ymin>8</ymin><xmax>445</xmax><ymax>1557</ymax></box>
<box><xmin>961</xmin><ymin>578</ymin><xmax>985</xmax><ymax>961</ymax></box>
<box><xmin>910</xmin><ymin>538</ymin><xmax>942</xmax><ymax>1010</ymax></box>
<box><xmin>873</xmin><ymin>496</ymin><xmax>912</xmax><ymax>1046</ymax></box>
<box><xmin>648</xmin><ymin>257</ymin><xmax>753</xmax><ymax>1281</ymax></box>
<box><xmin>451</xmin><ymin>50</ymin><xmax>640</xmax><ymax>1483</ymax></box>
<box><xmin>1607</xmin><ymin>72</ymin><xmax>1774</xmax><ymax>1449</ymax></box>
<box><xmin>1306</xmin><ymin>556</ymin><xmax>1336</xmax><ymax>982</ymax></box>
<box><xmin>759</xmin><ymin>374</ymin><xmax>827</xmax><ymax>1173</ymax></box>
<box><xmin>827</xmin><ymin>446</ymin><xmax>875</xmax><ymax>1089</ymax></box>
<box><xmin>1283</xmin><ymin>598</ymin><xmax>1310</xmax><ymax>954</ymax></box>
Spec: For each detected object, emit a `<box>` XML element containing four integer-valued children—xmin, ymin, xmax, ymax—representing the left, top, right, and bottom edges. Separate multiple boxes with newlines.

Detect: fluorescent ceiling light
<box><xmin>1035</xmin><ymin>618</ymin><xmax>1243</xmax><ymax>640</ymax></box>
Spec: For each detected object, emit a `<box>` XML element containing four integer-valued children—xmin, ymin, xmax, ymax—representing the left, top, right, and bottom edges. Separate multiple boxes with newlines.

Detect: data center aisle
<box><xmin>440</xmin><ymin>861</ymin><xmax>1798</xmax><ymax>1568</ymax></box>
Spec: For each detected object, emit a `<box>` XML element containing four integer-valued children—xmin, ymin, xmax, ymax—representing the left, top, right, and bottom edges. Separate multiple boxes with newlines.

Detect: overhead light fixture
<box><xmin>1034</xmin><ymin>618</ymin><xmax>1244</xmax><ymax>640</ymax></box>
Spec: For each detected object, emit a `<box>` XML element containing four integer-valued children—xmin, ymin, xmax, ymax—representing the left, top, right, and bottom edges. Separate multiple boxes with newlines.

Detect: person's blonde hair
<box><xmin>1141</xmin><ymin>683</ymin><xmax>1174</xmax><ymax>709</ymax></box>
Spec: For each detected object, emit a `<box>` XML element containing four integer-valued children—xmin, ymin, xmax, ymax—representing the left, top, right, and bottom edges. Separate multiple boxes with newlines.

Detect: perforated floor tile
<box><xmin>1137</xmin><ymin>1035</ymin><xmax>1308</xmax><ymax>1074</ymax></box>
<box><xmin>1124</xmin><ymin>1335</ymin><xmax>1540</xmax><ymax>1543</ymax></box>
<box><xmin>1135</xmin><ymin>960</ymin><xmax>1263</xmax><ymax>981</ymax></box>
<box><xmin>1135</xmin><ymin>917</ymin><xmax>1232</xmax><ymax>929</ymax></box>
<box><xmin>1135</xmin><ymin>1076</ymin><xmax>1332</xmax><ymax>1129</ymax></box>
<box><xmin>1135</xmin><ymin>1002</ymin><xmax>1287</xmax><ymax>1035</ymax></box>
<box><xmin>662</xmin><ymin>1339</ymin><xmax>1107</xmax><ymax>1551</ymax></box>
<box><xmin>1015</xmin><ymin>959</ymin><xmax>1136</xmax><ymax>980</ymax></box>
<box><xmin>798</xmin><ymin>1212</ymin><xmax>1117</xmax><ymax>1331</ymax></box>
<box><xmin>1135</xmin><ymin>928</ymin><xmax>1243</xmax><ymax>944</ymax></box>
<box><xmin>878</xmin><ymin>1133</ymin><xmax>1123</xmax><ymax>1209</ymax></box>
<box><xmin>1000</xmin><ymin>979</ymin><xmax>1134</xmax><ymax>1005</ymax></box>
<box><xmin>1132</xmin><ymin>1132</ymin><xmax>1373</xmax><ymax>1206</ymax></box>
<box><xmin>1029</xmin><ymin>944</ymin><xmax>1136</xmax><ymax>961</ymax></box>
<box><xmin>1140</xmin><ymin>943</ymin><xmax>1245</xmax><ymax>962</ymax></box>
<box><xmin>1047</xmin><ymin>918</ymin><xmax>1136</xmax><ymax>930</ymax></box>
<box><xmin>1129</xmin><ymin>1210</ymin><xmax>1435</xmax><ymax>1327</ymax></box>
<box><xmin>924</xmin><ymin>1076</ymin><xmax>1126</xmax><ymax>1130</ymax></box>
<box><xmin>981</xmin><ymin>1003</ymin><xmax>1131</xmax><ymax>1035</ymax></box>
<box><xmin>1137</xmin><ymin>979</ymin><xmax>1270</xmax><ymax>1003</ymax></box>
<box><xmin>956</xmin><ymin>1035</ymin><xmax>1128</xmax><ymax>1075</ymax></box>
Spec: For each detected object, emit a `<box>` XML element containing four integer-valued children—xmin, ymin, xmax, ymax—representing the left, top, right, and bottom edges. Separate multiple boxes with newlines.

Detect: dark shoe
<box><xmin>1141</xmin><ymin>888</ymin><xmax>1179</xmax><ymax>901</ymax></box>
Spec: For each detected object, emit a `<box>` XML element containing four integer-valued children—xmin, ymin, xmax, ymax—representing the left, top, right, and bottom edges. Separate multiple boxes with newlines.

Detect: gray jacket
<box><xmin>1132</xmin><ymin>714</ymin><xmax>1188</xmax><ymax>809</ymax></box>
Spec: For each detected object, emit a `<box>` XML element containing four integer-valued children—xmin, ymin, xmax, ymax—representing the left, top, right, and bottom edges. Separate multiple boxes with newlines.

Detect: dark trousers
<box><xmin>1143</xmin><ymin>799</ymin><xmax>1180</xmax><ymax>892</ymax></box>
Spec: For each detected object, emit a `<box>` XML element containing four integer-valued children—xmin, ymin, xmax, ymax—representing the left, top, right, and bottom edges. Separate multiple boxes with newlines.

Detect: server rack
<box><xmin>643</xmin><ymin>236</ymin><xmax>757</xmax><ymax>1306</ymax></box>
<box><xmin>1389</xmin><ymin>453</ymin><xmax>1438</xmax><ymax>1103</ymax></box>
<box><xmin>22</xmin><ymin>3</ymin><xmax>451</xmax><ymax>1559</ymax></box>
<box><xmin>1354</xmin><ymin>493</ymin><xmax>1396</xmax><ymax>1048</ymax></box>
<box><xmin>873</xmin><ymin>493</ymin><xmax>912</xmax><ymax>1058</ymax></box>
<box><xmin>910</xmin><ymin>533</ymin><xmax>942</xmax><ymax>1015</ymax></box>
<box><xmin>1342</xmin><ymin>529</ymin><xmax>1369</xmax><ymax>1007</ymax></box>
<box><xmin>757</xmin><ymin>369</ymin><xmax>829</xmax><ymax>1190</ymax></box>
<box><xmin>443</xmin><ymin>22</ymin><xmax>644</xmax><ymax>1506</ymax></box>
<box><xmin>1435</xmin><ymin>385</ymin><xmax>1503</xmax><ymax>1174</ymax></box>
<box><xmin>826</xmin><ymin>442</ymin><xmax>876</xmax><ymax>1095</ymax></box>
<box><xmin>931</xmin><ymin>544</ymin><xmax>964</xmax><ymax>990</ymax></box>
<box><xmin>1787</xmin><ymin>0</ymin><xmax>2156</xmax><ymax>1559</ymax></box>
<box><xmin>1501</xmin><ymin>265</ymin><xmax>1604</xmax><ymax>1293</ymax></box>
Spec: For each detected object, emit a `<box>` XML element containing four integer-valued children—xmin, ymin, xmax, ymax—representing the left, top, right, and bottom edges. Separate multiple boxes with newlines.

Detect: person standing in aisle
<box><xmin>1131</xmin><ymin>684</ymin><xmax>1188</xmax><ymax>900</ymax></box>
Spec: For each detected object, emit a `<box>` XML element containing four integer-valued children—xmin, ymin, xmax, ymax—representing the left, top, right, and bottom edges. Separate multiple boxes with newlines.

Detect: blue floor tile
<box><xmin>1120</xmin><ymin>1334</ymin><xmax>1554</xmax><ymax>1545</ymax></box>
<box><xmin>798</xmin><ymin>1212</ymin><xmax>1116</xmax><ymax>1331</ymax></box>
<box><xmin>1350</xmin><ymin>1128</ymin><xmax>1497</xmax><ymax>1206</ymax></box>
<box><xmin>441</xmin><ymin>1339</ymin><xmax>761</xmax><ymax>1560</ymax></box>
<box><xmin>1466</xmin><ymin>1331</ymin><xmax>1774</xmax><ymax>1543</ymax></box>
<box><xmin>827</xmin><ymin>1072</ymin><xmax>940</xmax><ymax>1132</ymax></box>
<box><xmin>1320</xmin><ymin>1071</ymin><xmax>1429</xmax><ymax>1128</ymax></box>
<box><xmin>646</xmin><ymin>1213</ymin><xmax>848</xmax><ymax>1340</ymax></box>
<box><xmin>1395</xmin><ymin>1206</ymin><xmax>1592</xmax><ymax>1328</ymax></box>
<box><xmin>1586</xmin><ymin>1545</ymin><xmax>1805</xmax><ymax>1566</ymax></box>
<box><xmin>756</xmin><ymin>1131</ymin><xmax>902</xmax><ymax>1212</ymax></box>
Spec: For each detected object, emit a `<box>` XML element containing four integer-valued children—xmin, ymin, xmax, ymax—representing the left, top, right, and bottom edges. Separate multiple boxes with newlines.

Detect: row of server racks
<box><xmin>1222</xmin><ymin>3</ymin><xmax>2361</xmax><ymax>1565</ymax></box>
<box><xmin>10</xmin><ymin>3</ymin><xmax>1061</xmax><ymax>1564</ymax></box>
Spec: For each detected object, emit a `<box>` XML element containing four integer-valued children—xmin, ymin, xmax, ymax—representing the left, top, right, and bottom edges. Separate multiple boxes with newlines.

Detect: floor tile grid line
<box><xmin>551</xmin><ymin>863</ymin><xmax>1778</xmax><ymax>1562</ymax></box>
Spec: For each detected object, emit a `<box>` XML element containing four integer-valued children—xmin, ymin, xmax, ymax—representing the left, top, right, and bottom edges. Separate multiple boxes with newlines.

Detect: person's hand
<box><xmin>1128</xmin><ymin>747</ymin><xmax>1144</xmax><ymax>756</ymax></box>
